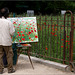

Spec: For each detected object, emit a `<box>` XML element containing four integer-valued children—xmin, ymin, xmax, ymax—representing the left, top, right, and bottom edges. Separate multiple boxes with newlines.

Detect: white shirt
<box><xmin>0</xmin><ymin>16</ymin><xmax>15</xmax><ymax>46</ymax></box>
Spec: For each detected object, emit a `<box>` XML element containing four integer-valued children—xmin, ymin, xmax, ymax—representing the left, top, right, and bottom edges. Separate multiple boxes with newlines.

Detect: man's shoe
<box><xmin>8</xmin><ymin>69</ymin><xmax>15</xmax><ymax>73</ymax></box>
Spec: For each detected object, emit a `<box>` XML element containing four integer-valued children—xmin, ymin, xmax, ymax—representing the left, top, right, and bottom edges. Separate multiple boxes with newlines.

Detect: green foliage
<box><xmin>0</xmin><ymin>1</ymin><xmax>75</xmax><ymax>14</ymax></box>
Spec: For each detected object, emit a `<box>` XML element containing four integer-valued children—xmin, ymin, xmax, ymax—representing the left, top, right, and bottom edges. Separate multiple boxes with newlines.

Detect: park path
<box><xmin>2</xmin><ymin>55</ymin><xmax>75</xmax><ymax>75</ymax></box>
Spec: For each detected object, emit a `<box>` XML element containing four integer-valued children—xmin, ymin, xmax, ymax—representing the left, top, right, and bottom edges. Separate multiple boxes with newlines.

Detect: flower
<box><xmin>19</xmin><ymin>40</ymin><xmax>21</xmax><ymax>42</ymax></box>
<box><xmin>34</xmin><ymin>30</ymin><xmax>36</xmax><ymax>32</ymax></box>
<box><xmin>31</xmin><ymin>27</ymin><xmax>33</xmax><ymax>29</ymax></box>
<box><xmin>44</xmin><ymin>23</ymin><xmax>46</xmax><ymax>25</ymax></box>
<box><xmin>55</xmin><ymin>35</ymin><xmax>57</xmax><ymax>36</ymax></box>
<box><xmin>31</xmin><ymin>30</ymin><xmax>33</xmax><ymax>32</ymax></box>
<box><xmin>27</xmin><ymin>34</ymin><xmax>29</xmax><ymax>36</ymax></box>
<box><xmin>67</xmin><ymin>36</ymin><xmax>69</xmax><ymax>38</ymax></box>
<box><xmin>61</xmin><ymin>39</ymin><xmax>63</xmax><ymax>41</ymax></box>
<box><xmin>29</xmin><ymin>32</ymin><xmax>31</xmax><ymax>34</ymax></box>
<box><xmin>31</xmin><ymin>39</ymin><xmax>33</xmax><ymax>41</ymax></box>
<box><xmin>16</xmin><ymin>35</ymin><xmax>18</xmax><ymax>37</ymax></box>
<box><xmin>35</xmin><ymin>35</ymin><xmax>38</xmax><ymax>38</ymax></box>
<box><xmin>29</xmin><ymin>37</ymin><xmax>31</xmax><ymax>39</ymax></box>
<box><xmin>61</xmin><ymin>46</ymin><xmax>63</xmax><ymax>48</ymax></box>
<box><xmin>46</xmin><ymin>47</ymin><xmax>48</xmax><ymax>50</ymax></box>
<box><xmin>22</xmin><ymin>38</ymin><xmax>25</xmax><ymax>41</ymax></box>
<box><xmin>13</xmin><ymin>22</ymin><xmax>17</xmax><ymax>24</ymax></box>
<box><xmin>21</xmin><ymin>31</ymin><xmax>23</xmax><ymax>33</ymax></box>
<box><xmin>18</xmin><ymin>34</ymin><xmax>21</xmax><ymax>36</ymax></box>
<box><xmin>17</xmin><ymin>32</ymin><xmax>19</xmax><ymax>34</ymax></box>
<box><xmin>22</xmin><ymin>34</ymin><xmax>24</xmax><ymax>36</ymax></box>
<box><xmin>26</xmin><ymin>28</ymin><xmax>28</xmax><ymax>29</ymax></box>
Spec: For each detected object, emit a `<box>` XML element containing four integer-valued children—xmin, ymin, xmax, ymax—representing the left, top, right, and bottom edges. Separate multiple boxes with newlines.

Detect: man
<box><xmin>0</xmin><ymin>7</ymin><xmax>15</xmax><ymax>74</ymax></box>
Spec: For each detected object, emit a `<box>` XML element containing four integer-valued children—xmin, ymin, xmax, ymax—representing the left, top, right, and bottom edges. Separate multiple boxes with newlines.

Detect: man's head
<box><xmin>0</xmin><ymin>7</ymin><xmax>9</xmax><ymax>18</ymax></box>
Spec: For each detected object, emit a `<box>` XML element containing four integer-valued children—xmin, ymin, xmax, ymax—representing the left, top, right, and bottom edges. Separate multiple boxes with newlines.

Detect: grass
<box><xmin>30</xmin><ymin>15</ymin><xmax>75</xmax><ymax>64</ymax></box>
<box><xmin>9</xmin><ymin>14</ymin><xmax>75</xmax><ymax>64</ymax></box>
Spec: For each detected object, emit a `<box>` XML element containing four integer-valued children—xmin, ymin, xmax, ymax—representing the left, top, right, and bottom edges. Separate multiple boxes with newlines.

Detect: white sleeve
<box><xmin>9</xmin><ymin>21</ymin><xmax>15</xmax><ymax>36</ymax></box>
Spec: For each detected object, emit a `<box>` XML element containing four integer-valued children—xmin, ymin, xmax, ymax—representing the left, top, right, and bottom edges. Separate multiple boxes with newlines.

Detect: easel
<box><xmin>15</xmin><ymin>43</ymin><xmax>34</xmax><ymax>70</ymax></box>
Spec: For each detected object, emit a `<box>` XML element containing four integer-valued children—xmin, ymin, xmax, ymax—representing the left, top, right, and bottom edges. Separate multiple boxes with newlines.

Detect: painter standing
<box><xmin>0</xmin><ymin>7</ymin><xmax>15</xmax><ymax>74</ymax></box>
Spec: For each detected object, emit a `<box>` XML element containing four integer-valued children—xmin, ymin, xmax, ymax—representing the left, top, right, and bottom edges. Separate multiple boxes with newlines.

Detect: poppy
<box><xmin>29</xmin><ymin>32</ymin><xmax>31</xmax><ymax>34</ymax></box>
<box><xmin>29</xmin><ymin>37</ymin><xmax>31</xmax><ymax>39</ymax></box>
<box><xmin>35</xmin><ymin>35</ymin><xmax>38</xmax><ymax>38</ymax></box>
<box><xmin>17</xmin><ymin>32</ymin><xmax>19</xmax><ymax>34</ymax></box>
<box><xmin>22</xmin><ymin>34</ymin><xmax>24</xmax><ymax>36</ymax></box>
<box><xmin>19</xmin><ymin>34</ymin><xmax>21</xmax><ymax>36</ymax></box>
<box><xmin>22</xmin><ymin>38</ymin><xmax>25</xmax><ymax>41</ymax></box>
<box><xmin>46</xmin><ymin>47</ymin><xmax>48</xmax><ymax>50</ymax></box>
<box><xmin>21</xmin><ymin>31</ymin><xmax>23</xmax><ymax>33</ymax></box>
<box><xmin>61</xmin><ymin>46</ymin><xmax>63</xmax><ymax>48</ymax></box>
<box><xmin>19</xmin><ymin>40</ymin><xmax>21</xmax><ymax>42</ymax></box>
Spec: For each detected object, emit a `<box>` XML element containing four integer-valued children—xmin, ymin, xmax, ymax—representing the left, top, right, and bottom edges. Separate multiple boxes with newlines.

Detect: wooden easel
<box><xmin>15</xmin><ymin>44</ymin><xmax>34</xmax><ymax>70</ymax></box>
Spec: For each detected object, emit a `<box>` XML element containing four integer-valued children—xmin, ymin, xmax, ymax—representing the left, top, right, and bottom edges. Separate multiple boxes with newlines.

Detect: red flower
<box><xmin>16</xmin><ymin>35</ymin><xmax>18</xmax><ymax>37</ymax></box>
<box><xmin>29</xmin><ymin>37</ymin><xmax>31</xmax><ymax>39</ymax></box>
<box><xmin>51</xmin><ymin>32</ymin><xmax>55</xmax><ymax>35</ymax></box>
<box><xmin>17</xmin><ymin>32</ymin><xmax>19</xmax><ymax>34</ymax></box>
<box><xmin>46</xmin><ymin>47</ymin><xmax>48</xmax><ymax>50</ymax></box>
<box><xmin>22</xmin><ymin>34</ymin><xmax>24</xmax><ymax>36</ymax></box>
<box><xmin>26</xmin><ymin>27</ymin><xmax>28</xmax><ymax>29</ymax></box>
<box><xmin>55</xmin><ymin>35</ymin><xmax>57</xmax><ymax>36</ymax></box>
<box><xmin>34</xmin><ymin>30</ymin><xmax>36</xmax><ymax>32</ymax></box>
<box><xmin>11</xmin><ymin>37</ymin><xmax>12</xmax><ymax>39</ymax></box>
<box><xmin>27</xmin><ymin>34</ymin><xmax>29</xmax><ymax>36</ymax></box>
<box><xmin>17</xmin><ymin>27</ymin><xmax>19</xmax><ymax>28</ymax></box>
<box><xmin>19</xmin><ymin>40</ymin><xmax>21</xmax><ymax>42</ymax></box>
<box><xmin>61</xmin><ymin>46</ymin><xmax>63</xmax><ymax>48</ymax></box>
<box><xmin>31</xmin><ymin>27</ymin><xmax>33</xmax><ymax>29</ymax></box>
<box><xmin>66</xmin><ymin>40</ymin><xmax>68</xmax><ymax>42</ymax></box>
<box><xmin>14</xmin><ymin>26</ymin><xmax>16</xmax><ymax>28</ymax></box>
<box><xmin>21</xmin><ymin>31</ymin><xmax>23</xmax><ymax>33</ymax></box>
<box><xmin>44</xmin><ymin>23</ymin><xmax>46</xmax><ymax>25</ymax></box>
<box><xmin>13</xmin><ymin>22</ymin><xmax>17</xmax><ymax>24</ymax></box>
<box><xmin>52</xmin><ymin>25</ymin><xmax>54</xmax><ymax>27</ymax></box>
<box><xmin>61</xmin><ymin>28</ymin><xmax>63</xmax><ymax>29</ymax></box>
<box><xmin>66</xmin><ymin>46</ymin><xmax>68</xmax><ymax>48</ymax></box>
<box><xmin>19</xmin><ymin>24</ymin><xmax>20</xmax><ymax>25</ymax></box>
<box><xmin>52</xmin><ymin>33</ymin><xmax>55</xmax><ymax>35</ymax></box>
<box><xmin>29</xmin><ymin>32</ymin><xmax>31</xmax><ymax>34</ymax></box>
<box><xmin>22</xmin><ymin>38</ymin><xmax>25</xmax><ymax>41</ymax></box>
<box><xmin>18</xmin><ymin>34</ymin><xmax>21</xmax><ymax>36</ymax></box>
<box><xmin>34</xmin><ymin>28</ymin><xmax>35</xmax><ymax>30</ymax></box>
<box><xmin>31</xmin><ymin>39</ymin><xmax>33</xmax><ymax>41</ymax></box>
<box><xmin>56</xmin><ymin>24</ymin><xmax>58</xmax><ymax>26</ymax></box>
<box><xmin>67</xmin><ymin>36</ymin><xmax>69</xmax><ymax>38</ymax></box>
<box><xmin>31</xmin><ymin>30</ymin><xmax>33</xmax><ymax>32</ymax></box>
<box><xmin>26</xmin><ymin>22</ymin><xmax>28</xmax><ymax>24</ymax></box>
<box><xmin>35</xmin><ymin>35</ymin><xmax>38</xmax><ymax>38</ymax></box>
<box><xmin>61</xmin><ymin>39</ymin><xmax>63</xmax><ymax>41</ymax></box>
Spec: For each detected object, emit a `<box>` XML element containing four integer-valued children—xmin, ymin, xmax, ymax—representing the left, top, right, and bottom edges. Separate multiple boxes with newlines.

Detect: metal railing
<box><xmin>10</xmin><ymin>11</ymin><xmax>75</xmax><ymax>66</ymax></box>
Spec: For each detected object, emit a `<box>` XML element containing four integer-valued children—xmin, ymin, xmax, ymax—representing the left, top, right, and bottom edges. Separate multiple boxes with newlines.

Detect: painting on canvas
<box><xmin>7</xmin><ymin>17</ymin><xmax>38</xmax><ymax>43</ymax></box>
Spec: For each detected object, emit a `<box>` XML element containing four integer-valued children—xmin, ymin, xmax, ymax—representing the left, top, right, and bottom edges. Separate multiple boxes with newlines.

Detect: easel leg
<box><xmin>27</xmin><ymin>47</ymin><xmax>34</xmax><ymax>69</ymax></box>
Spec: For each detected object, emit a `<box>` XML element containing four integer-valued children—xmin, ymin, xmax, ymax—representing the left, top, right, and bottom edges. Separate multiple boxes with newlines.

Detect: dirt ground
<box><xmin>2</xmin><ymin>55</ymin><xmax>75</xmax><ymax>75</ymax></box>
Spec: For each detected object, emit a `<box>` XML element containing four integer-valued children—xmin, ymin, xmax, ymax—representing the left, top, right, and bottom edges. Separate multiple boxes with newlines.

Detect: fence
<box><xmin>28</xmin><ymin>11</ymin><xmax>75</xmax><ymax>65</ymax></box>
<box><xmin>10</xmin><ymin>11</ymin><xmax>75</xmax><ymax>65</ymax></box>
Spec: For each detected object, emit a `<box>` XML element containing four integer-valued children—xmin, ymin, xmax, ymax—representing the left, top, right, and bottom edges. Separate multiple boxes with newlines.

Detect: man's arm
<box><xmin>9</xmin><ymin>21</ymin><xmax>15</xmax><ymax>36</ymax></box>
